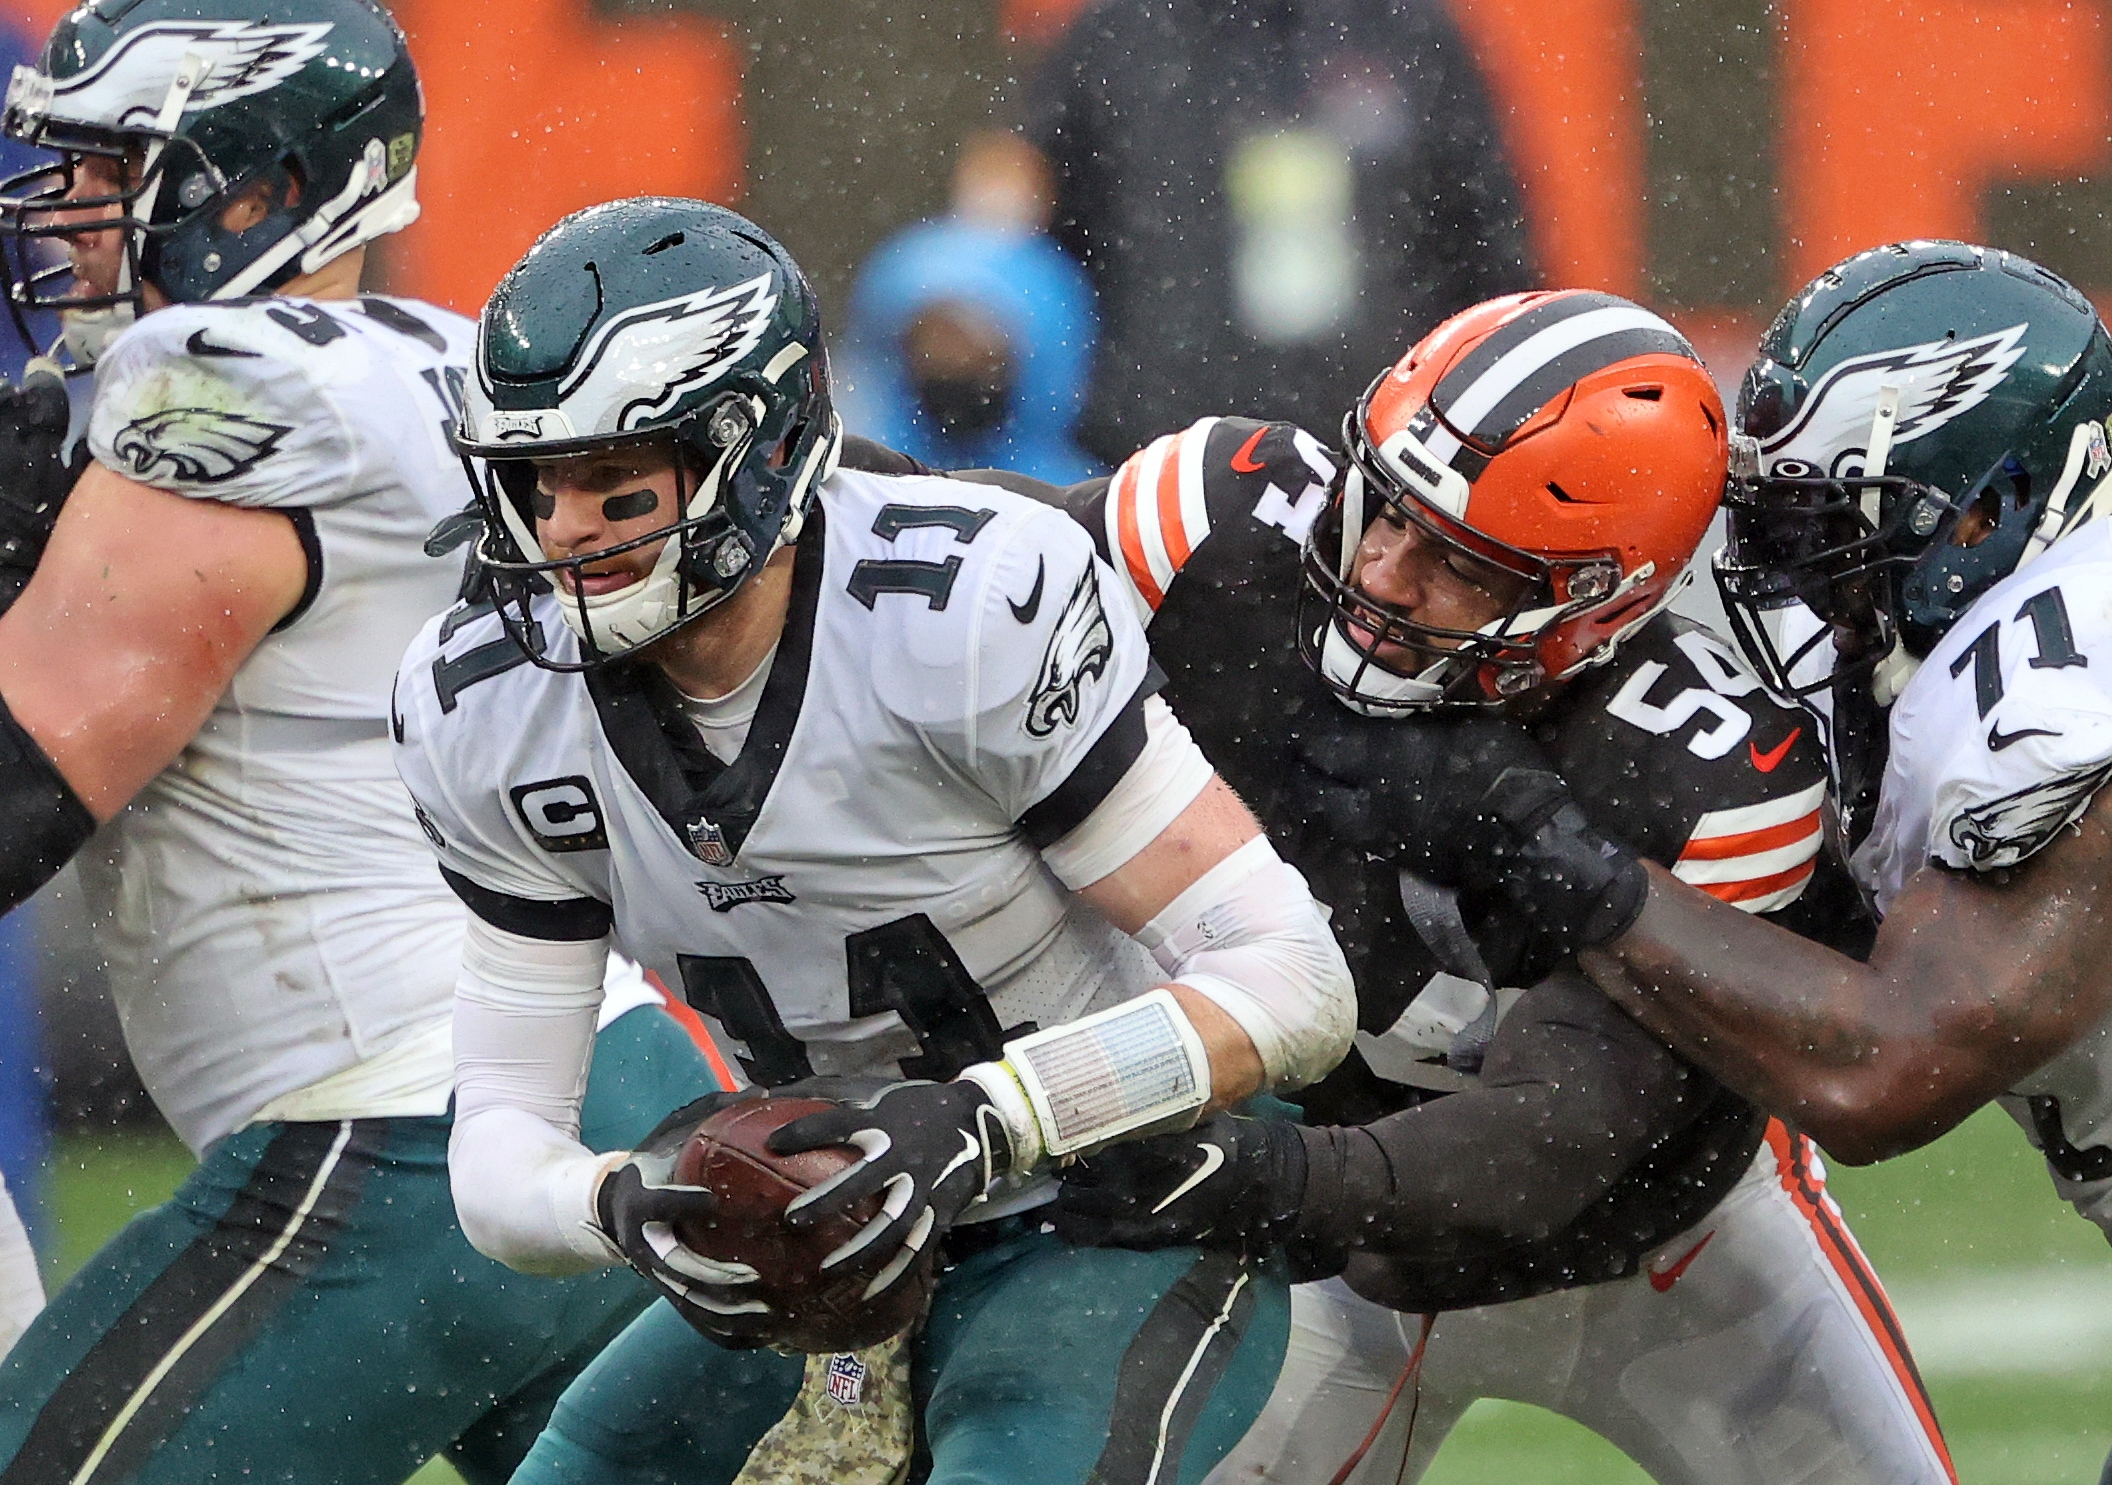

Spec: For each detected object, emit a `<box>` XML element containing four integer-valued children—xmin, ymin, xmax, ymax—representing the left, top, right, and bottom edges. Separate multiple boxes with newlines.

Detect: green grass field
<box><xmin>39</xmin><ymin>1104</ymin><xmax>2112</xmax><ymax>1484</ymax></box>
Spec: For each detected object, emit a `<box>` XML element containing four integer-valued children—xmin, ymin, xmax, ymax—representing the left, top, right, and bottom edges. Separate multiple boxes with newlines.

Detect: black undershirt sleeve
<box><xmin>1286</xmin><ymin>972</ymin><xmax>1711</xmax><ymax>1277</ymax></box>
<box><xmin>0</xmin><ymin>692</ymin><xmax>94</xmax><ymax>916</ymax></box>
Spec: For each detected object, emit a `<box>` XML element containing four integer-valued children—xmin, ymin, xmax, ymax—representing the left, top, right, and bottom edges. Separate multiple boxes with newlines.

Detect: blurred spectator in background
<box><xmin>840</xmin><ymin>132</ymin><xmax>1100</xmax><ymax>481</ymax></box>
<box><xmin>1026</xmin><ymin>0</ymin><xmax>1533</xmax><ymax>466</ymax></box>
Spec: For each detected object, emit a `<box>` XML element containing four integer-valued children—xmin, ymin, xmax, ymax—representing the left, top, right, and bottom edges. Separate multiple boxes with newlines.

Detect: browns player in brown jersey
<box><xmin>1033</xmin><ymin>292</ymin><xmax>1955</xmax><ymax>1484</ymax></box>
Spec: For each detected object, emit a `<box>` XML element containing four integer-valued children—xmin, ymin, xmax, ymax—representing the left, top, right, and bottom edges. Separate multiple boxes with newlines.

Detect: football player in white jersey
<box><xmin>1364</xmin><ymin>243</ymin><xmax>2112</xmax><ymax>1232</ymax></box>
<box><xmin>393</xmin><ymin>196</ymin><xmax>1357</xmax><ymax>1485</ymax></box>
<box><xmin>0</xmin><ymin>3</ymin><xmax>728</xmax><ymax>1479</ymax></box>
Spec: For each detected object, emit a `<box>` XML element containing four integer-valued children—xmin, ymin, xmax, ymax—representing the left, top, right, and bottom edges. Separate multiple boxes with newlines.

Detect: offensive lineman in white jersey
<box><xmin>1360</xmin><ymin>243</ymin><xmax>2112</xmax><ymax>1238</ymax></box>
<box><xmin>394</xmin><ymin>197</ymin><xmax>1356</xmax><ymax>1485</ymax></box>
<box><xmin>0</xmin><ymin>3</ymin><xmax>726</xmax><ymax>1479</ymax></box>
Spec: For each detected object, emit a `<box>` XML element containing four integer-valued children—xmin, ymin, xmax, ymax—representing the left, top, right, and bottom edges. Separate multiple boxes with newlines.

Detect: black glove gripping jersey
<box><xmin>1040</xmin><ymin>415</ymin><xmax>1866</xmax><ymax>1310</ymax></box>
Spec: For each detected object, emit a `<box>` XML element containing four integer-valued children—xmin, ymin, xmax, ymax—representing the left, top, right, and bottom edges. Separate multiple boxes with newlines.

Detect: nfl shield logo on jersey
<box><xmin>825</xmin><ymin>1353</ymin><xmax>867</xmax><ymax>1407</ymax></box>
<box><xmin>687</xmin><ymin>817</ymin><xmax>734</xmax><ymax>866</ymax></box>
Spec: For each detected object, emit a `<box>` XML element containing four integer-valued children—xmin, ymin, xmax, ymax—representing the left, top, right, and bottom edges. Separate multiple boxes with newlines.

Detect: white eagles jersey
<box><xmin>394</xmin><ymin>467</ymin><xmax>1167</xmax><ymax>1088</ymax></box>
<box><xmin>74</xmin><ymin>294</ymin><xmax>476</xmax><ymax>1153</ymax></box>
<box><xmin>1852</xmin><ymin>516</ymin><xmax>2112</xmax><ymax>1231</ymax></box>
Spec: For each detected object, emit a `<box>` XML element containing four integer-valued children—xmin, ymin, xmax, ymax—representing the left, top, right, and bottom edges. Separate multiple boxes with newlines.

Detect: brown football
<box><xmin>669</xmin><ymin>1095</ymin><xmax>936</xmax><ymax>1353</ymax></box>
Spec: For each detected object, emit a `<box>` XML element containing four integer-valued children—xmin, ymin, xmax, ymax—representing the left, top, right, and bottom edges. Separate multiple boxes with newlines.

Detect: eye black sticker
<box><xmin>602</xmin><ymin>487</ymin><xmax>660</xmax><ymax>522</ymax></box>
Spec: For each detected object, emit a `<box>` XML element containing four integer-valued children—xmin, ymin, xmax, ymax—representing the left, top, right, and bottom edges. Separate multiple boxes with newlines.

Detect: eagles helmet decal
<box><xmin>460</xmin><ymin>198</ymin><xmax>840</xmax><ymax>671</ymax></box>
<box><xmin>1025</xmin><ymin>565</ymin><xmax>1115</xmax><ymax>737</ymax></box>
<box><xmin>11</xmin><ymin>19</ymin><xmax>334</xmax><ymax>129</ymax></box>
<box><xmin>1760</xmin><ymin>322</ymin><xmax>2029</xmax><ymax>479</ymax></box>
<box><xmin>109</xmin><ymin>407</ymin><xmax>290</xmax><ymax>483</ymax></box>
<box><xmin>1718</xmin><ymin>242</ymin><xmax>2112</xmax><ymax>694</ymax></box>
<box><xmin>0</xmin><ymin>0</ymin><xmax>424</xmax><ymax>353</ymax></box>
<box><xmin>557</xmin><ymin>274</ymin><xmax>783</xmax><ymax>435</ymax></box>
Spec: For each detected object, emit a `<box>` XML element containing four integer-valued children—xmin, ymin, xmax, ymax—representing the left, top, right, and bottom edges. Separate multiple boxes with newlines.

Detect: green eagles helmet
<box><xmin>0</xmin><ymin>0</ymin><xmax>422</xmax><ymax>365</ymax></box>
<box><xmin>458</xmin><ymin>197</ymin><xmax>842</xmax><ymax>670</ymax></box>
<box><xmin>1717</xmin><ymin>240</ymin><xmax>2112</xmax><ymax>697</ymax></box>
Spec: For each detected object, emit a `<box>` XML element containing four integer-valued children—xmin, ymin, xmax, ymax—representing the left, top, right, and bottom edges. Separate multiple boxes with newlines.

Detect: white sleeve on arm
<box><xmin>1039</xmin><ymin>696</ymin><xmax>1212</xmax><ymax>888</ymax></box>
<box><xmin>1133</xmin><ymin>835</ymin><xmax>1356</xmax><ymax>1092</ymax></box>
<box><xmin>448</xmin><ymin>914</ymin><xmax>622</xmax><ymax>1276</ymax></box>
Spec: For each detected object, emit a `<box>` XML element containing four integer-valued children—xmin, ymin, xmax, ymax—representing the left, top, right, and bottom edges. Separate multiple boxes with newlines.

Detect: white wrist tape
<box><xmin>964</xmin><ymin>987</ymin><xmax>1211</xmax><ymax>1173</ymax></box>
<box><xmin>1134</xmin><ymin>835</ymin><xmax>1357</xmax><ymax>1091</ymax></box>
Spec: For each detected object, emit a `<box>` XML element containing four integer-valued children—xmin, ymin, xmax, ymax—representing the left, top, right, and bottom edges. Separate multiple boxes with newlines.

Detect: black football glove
<box><xmin>1293</xmin><ymin>713</ymin><xmax>1649</xmax><ymax>959</ymax></box>
<box><xmin>1052</xmin><ymin>1114</ymin><xmax>1308</xmax><ymax>1255</ymax></box>
<box><xmin>768</xmin><ymin>1077</ymin><xmax>1010</xmax><ymax>1300</ymax></box>
<box><xmin>0</xmin><ymin>362</ymin><xmax>83</xmax><ymax>616</ymax></box>
<box><xmin>594</xmin><ymin>1089</ymin><xmax>783</xmax><ymax>1348</ymax></box>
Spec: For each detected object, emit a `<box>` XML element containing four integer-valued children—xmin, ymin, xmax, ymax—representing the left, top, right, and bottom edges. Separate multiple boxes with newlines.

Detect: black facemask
<box><xmin>914</xmin><ymin>372</ymin><xmax>1013</xmax><ymax>440</ymax></box>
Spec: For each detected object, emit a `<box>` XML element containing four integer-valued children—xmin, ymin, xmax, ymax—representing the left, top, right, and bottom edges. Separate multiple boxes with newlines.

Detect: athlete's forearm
<box><xmin>1584</xmin><ymin>846</ymin><xmax>2112</xmax><ymax>1162</ymax></box>
<box><xmin>1292</xmin><ymin>972</ymin><xmax>1707</xmax><ymax>1265</ymax></box>
<box><xmin>448</xmin><ymin>916</ymin><xmax>615</xmax><ymax>1272</ymax></box>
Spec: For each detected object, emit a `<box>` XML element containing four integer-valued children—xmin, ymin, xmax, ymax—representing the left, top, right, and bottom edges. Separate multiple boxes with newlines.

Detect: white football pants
<box><xmin>0</xmin><ymin>1171</ymin><xmax>42</xmax><ymax>1358</ymax></box>
<box><xmin>1208</xmin><ymin>1123</ymin><xmax>1955</xmax><ymax>1485</ymax></box>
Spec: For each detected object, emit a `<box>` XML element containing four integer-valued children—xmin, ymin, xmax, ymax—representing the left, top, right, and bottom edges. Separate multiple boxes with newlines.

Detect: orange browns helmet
<box><xmin>1303</xmin><ymin>289</ymin><xmax>1731</xmax><ymax>712</ymax></box>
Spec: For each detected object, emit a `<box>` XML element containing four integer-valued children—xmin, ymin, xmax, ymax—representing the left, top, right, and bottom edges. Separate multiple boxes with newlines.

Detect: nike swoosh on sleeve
<box><xmin>1009</xmin><ymin>557</ymin><xmax>1046</xmax><ymax>624</ymax></box>
<box><xmin>1230</xmin><ymin>427</ymin><xmax>1269</xmax><ymax>473</ymax></box>
<box><xmin>1988</xmin><ymin>723</ymin><xmax>2061</xmax><ymax>752</ymax></box>
<box><xmin>1150</xmin><ymin>1143</ymin><xmax>1227</xmax><ymax>1215</ymax></box>
<box><xmin>186</xmin><ymin>328</ymin><xmax>260</xmax><ymax>359</ymax></box>
<box><xmin>1748</xmin><ymin>727</ymin><xmax>1802</xmax><ymax>773</ymax></box>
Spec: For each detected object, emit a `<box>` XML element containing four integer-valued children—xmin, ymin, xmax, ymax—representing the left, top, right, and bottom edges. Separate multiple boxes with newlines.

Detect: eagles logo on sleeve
<box><xmin>109</xmin><ymin>408</ymin><xmax>292</xmax><ymax>484</ymax></box>
<box><xmin>1947</xmin><ymin>759</ymin><xmax>2112</xmax><ymax>868</ymax></box>
<box><xmin>1025</xmin><ymin>564</ymin><xmax>1115</xmax><ymax>736</ymax></box>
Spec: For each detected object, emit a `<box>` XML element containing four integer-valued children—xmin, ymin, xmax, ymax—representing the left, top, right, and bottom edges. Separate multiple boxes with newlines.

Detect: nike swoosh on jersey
<box><xmin>1009</xmin><ymin>557</ymin><xmax>1046</xmax><ymax>624</ymax></box>
<box><xmin>186</xmin><ymin>328</ymin><xmax>260</xmax><ymax>359</ymax></box>
<box><xmin>1988</xmin><ymin>723</ymin><xmax>2062</xmax><ymax>752</ymax></box>
<box><xmin>1151</xmin><ymin>1142</ymin><xmax>1227</xmax><ymax>1214</ymax></box>
<box><xmin>1230</xmin><ymin>427</ymin><xmax>1269</xmax><ymax>473</ymax></box>
<box><xmin>1748</xmin><ymin>727</ymin><xmax>1802</xmax><ymax>773</ymax></box>
<box><xmin>1646</xmin><ymin>1229</ymin><xmax>1715</xmax><ymax>1292</ymax></box>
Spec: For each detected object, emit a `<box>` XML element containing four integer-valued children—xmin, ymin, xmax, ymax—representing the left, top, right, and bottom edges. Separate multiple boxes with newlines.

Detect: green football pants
<box><xmin>512</xmin><ymin>1221</ymin><xmax>1290</xmax><ymax>1485</ymax></box>
<box><xmin>0</xmin><ymin>1005</ymin><xmax>717</xmax><ymax>1485</ymax></box>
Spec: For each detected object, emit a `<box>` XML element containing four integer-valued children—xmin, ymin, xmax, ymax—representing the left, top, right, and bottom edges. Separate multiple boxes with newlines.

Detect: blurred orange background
<box><xmin>8</xmin><ymin>0</ymin><xmax>2111</xmax><ymax>349</ymax></box>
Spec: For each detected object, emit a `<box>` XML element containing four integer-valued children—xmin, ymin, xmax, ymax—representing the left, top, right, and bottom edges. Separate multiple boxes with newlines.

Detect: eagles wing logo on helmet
<box><xmin>38</xmin><ymin>21</ymin><xmax>335</xmax><ymax>128</ymax></box>
<box><xmin>559</xmin><ymin>274</ymin><xmax>782</xmax><ymax>434</ymax></box>
<box><xmin>1760</xmin><ymin>323</ymin><xmax>2029</xmax><ymax>476</ymax></box>
<box><xmin>1025</xmin><ymin>566</ymin><xmax>1115</xmax><ymax>737</ymax></box>
<box><xmin>110</xmin><ymin>408</ymin><xmax>291</xmax><ymax>484</ymax></box>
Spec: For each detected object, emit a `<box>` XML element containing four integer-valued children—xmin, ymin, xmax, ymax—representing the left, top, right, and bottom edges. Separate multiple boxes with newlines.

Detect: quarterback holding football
<box><xmin>394</xmin><ymin>196</ymin><xmax>1357</xmax><ymax>1485</ymax></box>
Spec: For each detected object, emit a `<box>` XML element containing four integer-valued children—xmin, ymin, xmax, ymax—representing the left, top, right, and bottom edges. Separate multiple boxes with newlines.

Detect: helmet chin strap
<box><xmin>61</xmin><ymin>50</ymin><xmax>208</xmax><ymax>368</ymax></box>
<box><xmin>1856</xmin><ymin>380</ymin><xmax>1922</xmax><ymax>707</ymax></box>
<box><xmin>2019</xmin><ymin>418</ymin><xmax>2109</xmax><ymax>569</ymax></box>
<box><xmin>1337</xmin><ymin>466</ymin><xmax>1364</xmax><ymax>581</ymax></box>
<box><xmin>1860</xmin><ymin>382</ymin><xmax>1902</xmax><ymax>527</ymax></box>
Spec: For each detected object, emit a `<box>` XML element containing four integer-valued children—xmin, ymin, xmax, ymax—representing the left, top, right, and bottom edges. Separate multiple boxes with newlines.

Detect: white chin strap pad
<box><xmin>1318</xmin><ymin>620</ymin><xmax>1447</xmax><ymax>714</ymax></box>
